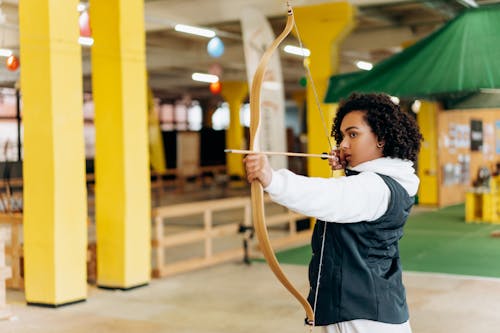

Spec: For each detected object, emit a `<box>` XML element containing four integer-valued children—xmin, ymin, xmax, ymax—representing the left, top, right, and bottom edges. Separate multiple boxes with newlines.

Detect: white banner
<box><xmin>240</xmin><ymin>6</ymin><xmax>287</xmax><ymax>170</ymax></box>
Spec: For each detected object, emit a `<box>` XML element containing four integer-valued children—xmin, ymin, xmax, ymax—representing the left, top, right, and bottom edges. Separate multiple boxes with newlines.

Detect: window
<box><xmin>212</xmin><ymin>102</ymin><xmax>250</xmax><ymax>130</ymax></box>
<box><xmin>0</xmin><ymin>88</ymin><xmax>21</xmax><ymax>161</ymax></box>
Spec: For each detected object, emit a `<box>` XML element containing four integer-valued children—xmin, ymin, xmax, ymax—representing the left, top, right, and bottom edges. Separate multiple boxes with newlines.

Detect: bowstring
<box><xmin>290</xmin><ymin>10</ymin><xmax>333</xmax><ymax>153</ymax></box>
<box><xmin>289</xmin><ymin>4</ymin><xmax>334</xmax><ymax>332</ymax></box>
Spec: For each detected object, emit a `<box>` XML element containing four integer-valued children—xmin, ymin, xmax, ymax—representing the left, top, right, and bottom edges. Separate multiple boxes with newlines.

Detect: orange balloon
<box><xmin>209</xmin><ymin>81</ymin><xmax>221</xmax><ymax>95</ymax></box>
<box><xmin>6</xmin><ymin>55</ymin><xmax>19</xmax><ymax>71</ymax></box>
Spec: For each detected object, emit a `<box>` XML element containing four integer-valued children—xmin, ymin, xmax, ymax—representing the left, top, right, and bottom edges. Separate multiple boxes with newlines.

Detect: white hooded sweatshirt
<box><xmin>264</xmin><ymin>157</ymin><xmax>419</xmax><ymax>223</ymax></box>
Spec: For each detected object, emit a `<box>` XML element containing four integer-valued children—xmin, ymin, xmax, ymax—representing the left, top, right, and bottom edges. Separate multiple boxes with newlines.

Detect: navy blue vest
<box><xmin>307</xmin><ymin>170</ymin><xmax>414</xmax><ymax>326</ymax></box>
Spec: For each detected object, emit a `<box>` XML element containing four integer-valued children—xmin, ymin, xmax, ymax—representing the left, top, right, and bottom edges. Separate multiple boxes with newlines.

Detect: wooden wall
<box><xmin>437</xmin><ymin>108</ymin><xmax>499</xmax><ymax>206</ymax></box>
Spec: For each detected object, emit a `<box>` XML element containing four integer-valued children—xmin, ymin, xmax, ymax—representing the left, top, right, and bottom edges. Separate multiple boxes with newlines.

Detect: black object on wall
<box><xmin>200</xmin><ymin>128</ymin><xmax>226</xmax><ymax>167</ymax></box>
<box><xmin>162</xmin><ymin>131</ymin><xmax>177</xmax><ymax>169</ymax></box>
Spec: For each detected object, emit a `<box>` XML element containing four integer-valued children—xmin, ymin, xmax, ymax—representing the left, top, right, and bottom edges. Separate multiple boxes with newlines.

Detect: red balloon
<box><xmin>79</xmin><ymin>11</ymin><xmax>91</xmax><ymax>37</ymax></box>
<box><xmin>209</xmin><ymin>81</ymin><xmax>221</xmax><ymax>95</ymax></box>
<box><xmin>6</xmin><ymin>55</ymin><xmax>19</xmax><ymax>71</ymax></box>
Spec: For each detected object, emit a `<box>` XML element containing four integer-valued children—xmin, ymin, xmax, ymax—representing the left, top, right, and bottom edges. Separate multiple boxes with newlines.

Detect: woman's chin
<box><xmin>347</xmin><ymin>161</ymin><xmax>360</xmax><ymax>168</ymax></box>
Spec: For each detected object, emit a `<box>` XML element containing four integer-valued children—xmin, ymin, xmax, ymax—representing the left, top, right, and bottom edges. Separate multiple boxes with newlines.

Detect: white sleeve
<box><xmin>264</xmin><ymin>169</ymin><xmax>390</xmax><ymax>223</ymax></box>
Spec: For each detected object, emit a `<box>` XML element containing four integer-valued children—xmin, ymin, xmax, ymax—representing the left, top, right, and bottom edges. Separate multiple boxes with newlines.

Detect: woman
<box><xmin>244</xmin><ymin>93</ymin><xmax>423</xmax><ymax>333</ymax></box>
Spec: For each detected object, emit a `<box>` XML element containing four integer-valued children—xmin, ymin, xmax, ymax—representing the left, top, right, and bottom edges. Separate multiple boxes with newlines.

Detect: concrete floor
<box><xmin>2</xmin><ymin>182</ymin><xmax>499</xmax><ymax>332</ymax></box>
<box><xmin>2</xmin><ymin>262</ymin><xmax>500</xmax><ymax>333</ymax></box>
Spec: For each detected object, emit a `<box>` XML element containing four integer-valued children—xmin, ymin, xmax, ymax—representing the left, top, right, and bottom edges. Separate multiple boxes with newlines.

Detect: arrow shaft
<box><xmin>224</xmin><ymin>149</ymin><xmax>334</xmax><ymax>159</ymax></box>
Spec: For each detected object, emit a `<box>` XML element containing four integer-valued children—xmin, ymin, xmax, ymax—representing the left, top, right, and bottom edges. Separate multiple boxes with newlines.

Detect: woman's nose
<box><xmin>339</xmin><ymin>138</ymin><xmax>348</xmax><ymax>149</ymax></box>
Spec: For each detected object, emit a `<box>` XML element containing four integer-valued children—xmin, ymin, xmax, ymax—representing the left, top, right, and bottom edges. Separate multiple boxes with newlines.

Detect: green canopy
<box><xmin>325</xmin><ymin>5</ymin><xmax>500</xmax><ymax>103</ymax></box>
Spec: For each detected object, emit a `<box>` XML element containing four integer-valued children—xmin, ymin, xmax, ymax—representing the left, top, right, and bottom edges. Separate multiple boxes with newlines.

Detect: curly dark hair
<box><xmin>331</xmin><ymin>92</ymin><xmax>423</xmax><ymax>162</ymax></box>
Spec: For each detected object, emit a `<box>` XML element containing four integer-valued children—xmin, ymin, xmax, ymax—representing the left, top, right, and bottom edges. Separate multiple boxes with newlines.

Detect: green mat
<box><xmin>274</xmin><ymin>204</ymin><xmax>500</xmax><ymax>278</ymax></box>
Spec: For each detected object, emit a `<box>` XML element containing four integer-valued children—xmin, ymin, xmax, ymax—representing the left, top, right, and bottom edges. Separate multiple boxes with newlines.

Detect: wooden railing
<box><xmin>152</xmin><ymin>196</ymin><xmax>311</xmax><ymax>278</ymax></box>
<box><xmin>0</xmin><ymin>213</ymin><xmax>23</xmax><ymax>290</ymax></box>
<box><xmin>1</xmin><ymin>185</ymin><xmax>312</xmax><ymax>285</ymax></box>
<box><xmin>0</xmin><ymin>224</ymin><xmax>12</xmax><ymax>319</ymax></box>
<box><xmin>0</xmin><ymin>178</ymin><xmax>23</xmax><ymax>213</ymax></box>
<box><xmin>151</xmin><ymin>165</ymin><xmax>228</xmax><ymax>191</ymax></box>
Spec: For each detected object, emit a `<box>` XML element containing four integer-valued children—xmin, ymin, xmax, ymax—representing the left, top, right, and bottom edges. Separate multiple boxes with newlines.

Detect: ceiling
<box><xmin>1</xmin><ymin>0</ymin><xmax>499</xmax><ymax>102</ymax></box>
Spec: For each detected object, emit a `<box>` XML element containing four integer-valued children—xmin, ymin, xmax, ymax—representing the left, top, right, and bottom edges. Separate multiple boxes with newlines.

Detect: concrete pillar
<box><xmin>90</xmin><ymin>0</ymin><xmax>151</xmax><ymax>289</ymax></box>
<box><xmin>19</xmin><ymin>0</ymin><xmax>87</xmax><ymax>305</ymax></box>
<box><xmin>221</xmin><ymin>81</ymin><xmax>248</xmax><ymax>179</ymax></box>
<box><xmin>293</xmin><ymin>2</ymin><xmax>356</xmax><ymax>177</ymax></box>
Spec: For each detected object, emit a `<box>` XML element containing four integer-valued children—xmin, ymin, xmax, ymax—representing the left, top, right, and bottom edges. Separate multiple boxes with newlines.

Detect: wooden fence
<box><xmin>1</xmin><ymin>194</ymin><xmax>312</xmax><ymax>287</ymax></box>
<box><xmin>0</xmin><ymin>224</ymin><xmax>12</xmax><ymax>319</ymax></box>
<box><xmin>0</xmin><ymin>213</ymin><xmax>23</xmax><ymax>290</ymax></box>
<box><xmin>152</xmin><ymin>196</ymin><xmax>311</xmax><ymax>277</ymax></box>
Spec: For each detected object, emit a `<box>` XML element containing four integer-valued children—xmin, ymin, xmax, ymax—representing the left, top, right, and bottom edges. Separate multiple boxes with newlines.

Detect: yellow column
<box><xmin>294</xmin><ymin>2</ymin><xmax>356</xmax><ymax>177</ymax></box>
<box><xmin>417</xmin><ymin>101</ymin><xmax>439</xmax><ymax>205</ymax></box>
<box><xmin>292</xmin><ymin>90</ymin><xmax>306</xmax><ymax>134</ymax></box>
<box><xmin>147</xmin><ymin>83</ymin><xmax>167</xmax><ymax>173</ymax></box>
<box><xmin>221</xmin><ymin>81</ymin><xmax>248</xmax><ymax>179</ymax></box>
<box><xmin>19</xmin><ymin>0</ymin><xmax>87</xmax><ymax>305</ymax></box>
<box><xmin>90</xmin><ymin>0</ymin><xmax>151</xmax><ymax>289</ymax></box>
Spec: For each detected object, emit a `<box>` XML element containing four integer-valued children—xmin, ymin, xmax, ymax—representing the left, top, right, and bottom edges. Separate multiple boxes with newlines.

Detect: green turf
<box><xmin>274</xmin><ymin>204</ymin><xmax>500</xmax><ymax>278</ymax></box>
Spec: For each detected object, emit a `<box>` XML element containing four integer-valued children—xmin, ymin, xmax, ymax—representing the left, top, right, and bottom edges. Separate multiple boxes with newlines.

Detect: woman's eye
<box><xmin>349</xmin><ymin>132</ymin><xmax>357</xmax><ymax>138</ymax></box>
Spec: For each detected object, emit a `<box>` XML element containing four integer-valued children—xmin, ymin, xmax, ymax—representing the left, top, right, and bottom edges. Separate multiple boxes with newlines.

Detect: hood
<box><xmin>350</xmin><ymin>157</ymin><xmax>420</xmax><ymax>196</ymax></box>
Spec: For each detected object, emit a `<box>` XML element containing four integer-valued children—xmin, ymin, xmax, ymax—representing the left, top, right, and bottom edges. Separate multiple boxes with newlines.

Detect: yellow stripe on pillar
<box><xmin>417</xmin><ymin>100</ymin><xmax>439</xmax><ymax>205</ymax></box>
<box><xmin>147</xmin><ymin>82</ymin><xmax>167</xmax><ymax>173</ymax></box>
<box><xmin>19</xmin><ymin>0</ymin><xmax>87</xmax><ymax>305</ymax></box>
<box><xmin>293</xmin><ymin>2</ymin><xmax>356</xmax><ymax>177</ymax></box>
<box><xmin>221</xmin><ymin>81</ymin><xmax>248</xmax><ymax>179</ymax></box>
<box><xmin>90</xmin><ymin>0</ymin><xmax>151</xmax><ymax>289</ymax></box>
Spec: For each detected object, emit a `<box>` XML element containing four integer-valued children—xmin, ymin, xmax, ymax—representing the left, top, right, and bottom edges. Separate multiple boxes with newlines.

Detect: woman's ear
<box><xmin>376</xmin><ymin>140</ymin><xmax>385</xmax><ymax>148</ymax></box>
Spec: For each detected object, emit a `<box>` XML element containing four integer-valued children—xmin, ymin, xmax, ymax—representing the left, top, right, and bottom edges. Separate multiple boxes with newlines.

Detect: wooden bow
<box><xmin>249</xmin><ymin>1</ymin><xmax>315</xmax><ymax>326</ymax></box>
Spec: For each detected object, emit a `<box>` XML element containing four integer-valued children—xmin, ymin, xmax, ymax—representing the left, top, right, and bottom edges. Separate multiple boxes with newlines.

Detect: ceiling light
<box><xmin>411</xmin><ymin>100</ymin><xmax>421</xmax><ymax>113</ymax></box>
<box><xmin>174</xmin><ymin>24</ymin><xmax>216</xmax><ymax>38</ymax></box>
<box><xmin>356</xmin><ymin>60</ymin><xmax>373</xmax><ymax>71</ymax></box>
<box><xmin>0</xmin><ymin>48</ymin><xmax>13</xmax><ymax>57</ymax></box>
<box><xmin>283</xmin><ymin>45</ymin><xmax>311</xmax><ymax>57</ymax></box>
<box><xmin>77</xmin><ymin>3</ymin><xmax>87</xmax><ymax>12</ymax></box>
<box><xmin>480</xmin><ymin>88</ymin><xmax>500</xmax><ymax>94</ymax></box>
<box><xmin>390</xmin><ymin>96</ymin><xmax>400</xmax><ymax>105</ymax></box>
<box><xmin>458</xmin><ymin>0</ymin><xmax>478</xmax><ymax>8</ymax></box>
<box><xmin>192</xmin><ymin>73</ymin><xmax>219</xmax><ymax>83</ymax></box>
<box><xmin>78</xmin><ymin>37</ymin><xmax>94</xmax><ymax>46</ymax></box>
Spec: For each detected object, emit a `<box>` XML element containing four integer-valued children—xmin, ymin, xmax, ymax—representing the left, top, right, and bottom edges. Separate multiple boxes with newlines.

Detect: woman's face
<box><xmin>338</xmin><ymin>110</ymin><xmax>384</xmax><ymax>167</ymax></box>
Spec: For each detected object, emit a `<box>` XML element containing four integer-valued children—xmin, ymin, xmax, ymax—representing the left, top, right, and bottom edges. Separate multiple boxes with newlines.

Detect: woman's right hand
<box><xmin>328</xmin><ymin>149</ymin><xmax>346</xmax><ymax>171</ymax></box>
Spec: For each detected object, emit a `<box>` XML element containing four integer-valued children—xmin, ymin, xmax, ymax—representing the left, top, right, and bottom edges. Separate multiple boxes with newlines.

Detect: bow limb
<box><xmin>249</xmin><ymin>2</ymin><xmax>314</xmax><ymax>325</ymax></box>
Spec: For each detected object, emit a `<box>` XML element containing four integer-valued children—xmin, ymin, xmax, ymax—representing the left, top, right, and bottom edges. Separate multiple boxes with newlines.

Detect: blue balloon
<box><xmin>207</xmin><ymin>37</ymin><xmax>224</xmax><ymax>58</ymax></box>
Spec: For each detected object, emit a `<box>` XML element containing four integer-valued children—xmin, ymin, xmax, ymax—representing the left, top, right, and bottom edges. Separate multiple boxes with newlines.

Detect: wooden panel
<box><xmin>177</xmin><ymin>131</ymin><xmax>200</xmax><ymax>177</ymax></box>
<box><xmin>152</xmin><ymin>195</ymin><xmax>310</xmax><ymax>278</ymax></box>
<box><xmin>437</xmin><ymin>108</ymin><xmax>499</xmax><ymax>207</ymax></box>
<box><xmin>417</xmin><ymin>101</ymin><xmax>439</xmax><ymax>205</ymax></box>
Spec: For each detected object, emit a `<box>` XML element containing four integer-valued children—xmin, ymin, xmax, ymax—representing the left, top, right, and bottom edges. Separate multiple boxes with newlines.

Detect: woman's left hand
<box><xmin>243</xmin><ymin>153</ymin><xmax>273</xmax><ymax>188</ymax></box>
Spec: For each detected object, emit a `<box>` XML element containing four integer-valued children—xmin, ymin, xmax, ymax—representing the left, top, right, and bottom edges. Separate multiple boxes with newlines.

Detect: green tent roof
<box><xmin>325</xmin><ymin>5</ymin><xmax>500</xmax><ymax>103</ymax></box>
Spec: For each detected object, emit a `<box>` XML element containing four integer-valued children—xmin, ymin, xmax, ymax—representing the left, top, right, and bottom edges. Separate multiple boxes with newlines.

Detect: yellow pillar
<box><xmin>19</xmin><ymin>0</ymin><xmax>87</xmax><ymax>305</ymax></box>
<box><xmin>292</xmin><ymin>90</ymin><xmax>307</xmax><ymax>134</ymax></box>
<box><xmin>221</xmin><ymin>81</ymin><xmax>248</xmax><ymax>179</ymax></box>
<box><xmin>147</xmin><ymin>82</ymin><xmax>167</xmax><ymax>173</ymax></box>
<box><xmin>417</xmin><ymin>101</ymin><xmax>439</xmax><ymax>206</ymax></box>
<box><xmin>90</xmin><ymin>0</ymin><xmax>151</xmax><ymax>289</ymax></box>
<box><xmin>294</xmin><ymin>2</ymin><xmax>356</xmax><ymax>177</ymax></box>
